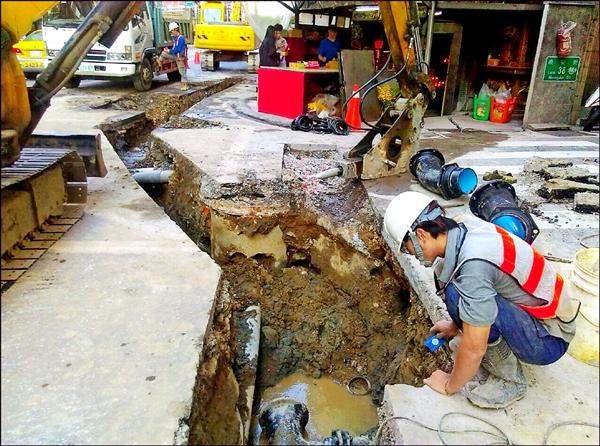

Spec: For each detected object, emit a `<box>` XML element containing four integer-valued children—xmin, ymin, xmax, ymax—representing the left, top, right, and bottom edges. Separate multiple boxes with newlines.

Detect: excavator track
<box><xmin>1</xmin><ymin>148</ymin><xmax>87</xmax><ymax>292</ymax></box>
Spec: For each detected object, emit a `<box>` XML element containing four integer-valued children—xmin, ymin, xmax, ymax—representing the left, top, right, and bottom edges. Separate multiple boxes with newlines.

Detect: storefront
<box><xmin>257</xmin><ymin>1</ymin><xmax>598</xmax><ymax>127</ymax></box>
<box><xmin>428</xmin><ymin>1</ymin><xmax>598</xmax><ymax>126</ymax></box>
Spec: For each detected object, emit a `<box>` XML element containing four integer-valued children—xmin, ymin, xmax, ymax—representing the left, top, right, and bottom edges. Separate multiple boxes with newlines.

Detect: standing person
<box><xmin>273</xmin><ymin>24</ymin><xmax>288</xmax><ymax>67</ymax></box>
<box><xmin>158</xmin><ymin>22</ymin><xmax>188</xmax><ymax>90</ymax></box>
<box><xmin>384</xmin><ymin>191</ymin><xmax>578</xmax><ymax>408</ymax></box>
<box><xmin>259</xmin><ymin>25</ymin><xmax>279</xmax><ymax>67</ymax></box>
<box><xmin>318</xmin><ymin>26</ymin><xmax>342</xmax><ymax>66</ymax></box>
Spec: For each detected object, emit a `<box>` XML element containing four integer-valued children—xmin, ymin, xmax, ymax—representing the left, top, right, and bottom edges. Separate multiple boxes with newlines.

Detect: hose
<box><xmin>374</xmin><ymin>413</ymin><xmax>599</xmax><ymax>445</ymax></box>
<box><xmin>543</xmin><ymin>421</ymin><xmax>599</xmax><ymax>444</ymax></box>
<box><xmin>580</xmin><ymin>233</ymin><xmax>599</xmax><ymax>248</ymax></box>
<box><xmin>373</xmin><ymin>412</ymin><xmax>512</xmax><ymax>445</ymax></box>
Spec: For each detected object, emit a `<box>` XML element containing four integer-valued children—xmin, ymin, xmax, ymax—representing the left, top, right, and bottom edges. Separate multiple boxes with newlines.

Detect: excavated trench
<box><xmin>102</xmin><ymin>83</ymin><xmax>452</xmax><ymax>445</ymax></box>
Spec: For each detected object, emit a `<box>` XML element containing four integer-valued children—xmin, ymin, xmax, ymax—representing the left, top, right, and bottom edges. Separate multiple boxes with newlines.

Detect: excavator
<box><xmin>1</xmin><ymin>1</ymin><xmax>145</xmax><ymax>271</ymax></box>
<box><xmin>343</xmin><ymin>1</ymin><xmax>435</xmax><ymax>180</ymax></box>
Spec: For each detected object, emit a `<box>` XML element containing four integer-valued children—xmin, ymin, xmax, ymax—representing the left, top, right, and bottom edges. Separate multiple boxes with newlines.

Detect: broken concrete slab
<box><xmin>543</xmin><ymin>166</ymin><xmax>597</xmax><ymax>182</ymax></box>
<box><xmin>523</xmin><ymin>157</ymin><xmax>573</xmax><ymax>173</ymax></box>
<box><xmin>482</xmin><ymin>169</ymin><xmax>517</xmax><ymax>183</ymax></box>
<box><xmin>574</xmin><ymin>192</ymin><xmax>600</xmax><ymax>213</ymax></box>
<box><xmin>151</xmin><ymin>126</ymin><xmax>285</xmax><ymax>199</ymax></box>
<box><xmin>538</xmin><ymin>178</ymin><xmax>599</xmax><ymax>199</ymax></box>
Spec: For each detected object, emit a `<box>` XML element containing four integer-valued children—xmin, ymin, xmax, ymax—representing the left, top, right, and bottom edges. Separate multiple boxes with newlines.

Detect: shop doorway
<box><xmin>428</xmin><ymin>22</ymin><xmax>463</xmax><ymax>116</ymax></box>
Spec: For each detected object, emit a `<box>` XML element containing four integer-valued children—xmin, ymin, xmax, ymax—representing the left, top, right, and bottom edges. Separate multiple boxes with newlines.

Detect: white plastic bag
<box><xmin>478</xmin><ymin>83</ymin><xmax>492</xmax><ymax>99</ymax></box>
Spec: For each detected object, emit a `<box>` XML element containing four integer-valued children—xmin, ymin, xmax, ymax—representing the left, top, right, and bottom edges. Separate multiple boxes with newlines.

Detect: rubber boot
<box><xmin>465</xmin><ymin>337</ymin><xmax>527</xmax><ymax>409</ymax></box>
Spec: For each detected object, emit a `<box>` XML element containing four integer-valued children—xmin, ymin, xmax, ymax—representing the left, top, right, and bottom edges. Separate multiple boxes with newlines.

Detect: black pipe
<box><xmin>258</xmin><ymin>399</ymin><xmax>371</xmax><ymax>445</ymax></box>
<box><xmin>469</xmin><ymin>180</ymin><xmax>540</xmax><ymax>244</ymax></box>
<box><xmin>409</xmin><ymin>149</ymin><xmax>478</xmax><ymax>199</ymax></box>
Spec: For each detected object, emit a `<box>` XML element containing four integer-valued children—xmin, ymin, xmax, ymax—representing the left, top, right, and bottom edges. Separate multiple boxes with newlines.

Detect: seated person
<box><xmin>318</xmin><ymin>26</ymin><xmax>342</xmax><ymax>66</ymax></box>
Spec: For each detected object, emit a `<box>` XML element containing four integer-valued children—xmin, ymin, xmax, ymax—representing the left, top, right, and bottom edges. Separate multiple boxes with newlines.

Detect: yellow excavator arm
<box><xmin>1</xmin><ymin>1</ymin><xmax>58</xmax><ymax>147</ymax></box>
<box><xmin>347</xmin><ymin>0</ymin><xmax>434</xmax><ymax>179</ymax></box>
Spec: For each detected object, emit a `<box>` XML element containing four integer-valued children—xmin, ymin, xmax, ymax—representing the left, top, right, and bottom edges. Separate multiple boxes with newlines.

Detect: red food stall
<box><xmin>257</xmin><ymin>66</ymin><xmax>340</xmax><ymax>119</ymax></box>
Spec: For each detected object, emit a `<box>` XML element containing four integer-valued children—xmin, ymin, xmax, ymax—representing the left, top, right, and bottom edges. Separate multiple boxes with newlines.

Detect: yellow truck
<box><xmin>193</xmin><ymin>1</ymin><xmax>255</xmax><ymax>71</ymax></box>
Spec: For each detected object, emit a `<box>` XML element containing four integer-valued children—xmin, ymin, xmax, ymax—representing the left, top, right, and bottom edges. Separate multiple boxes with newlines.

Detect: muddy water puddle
<box><xmin>251</xmin><ymin>372</ymin><xmax>379</xmax><ymax>444</ymax></box>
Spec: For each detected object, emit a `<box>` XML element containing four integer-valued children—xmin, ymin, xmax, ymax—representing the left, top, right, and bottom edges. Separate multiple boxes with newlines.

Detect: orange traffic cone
<box><xmin>345</xmin><ymin>84</ymin><xmax>362</xmax><ymax>131</ymax></box>
<box><xmin>194</xmin><ymin>50</ymin><xmax>200</xmax><ymax>65</ymax></box>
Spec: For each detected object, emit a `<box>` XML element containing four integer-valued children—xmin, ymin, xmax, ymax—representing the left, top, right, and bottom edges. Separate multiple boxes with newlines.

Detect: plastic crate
<box><xmin>490</xmin><ymin>96</ymin><xmax>517</xmax><ymax>123</ymax></box>
<box><xmin>473</xmin><ymin>94</ymin><xmax>490</xmax><ymax>120</ymax></box>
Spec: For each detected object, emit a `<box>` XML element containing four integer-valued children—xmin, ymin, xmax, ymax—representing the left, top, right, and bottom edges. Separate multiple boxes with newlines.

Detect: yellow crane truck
<box><xmin>193</xmin><ymin>1</ymin><xmax>256</xmax><ymax>71</ymax></box>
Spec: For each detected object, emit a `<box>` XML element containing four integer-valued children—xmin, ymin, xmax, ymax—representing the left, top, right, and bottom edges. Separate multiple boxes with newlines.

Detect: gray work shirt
<box><xmin>436</xmin><ymin>226</ymin><xmax>575</xmax><ymax>343</ymax></box>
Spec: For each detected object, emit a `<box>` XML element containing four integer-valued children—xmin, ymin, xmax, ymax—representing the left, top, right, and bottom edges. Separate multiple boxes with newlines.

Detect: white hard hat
<box><xmin>384</xmin><ymin>191</ymin><xmax>436</xmax><ymax>245</ymax></box>
<box><xmin>168</xmin><ymin>22</ymin><xmax>179</xmax><ymax>31</ymax></box>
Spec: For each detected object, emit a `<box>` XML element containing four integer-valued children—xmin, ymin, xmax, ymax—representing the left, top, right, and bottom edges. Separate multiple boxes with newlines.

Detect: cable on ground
<box><xmin>373</xmin><ymin>411</ymin><xmax>511</xmax><ymax>445</ymax></box>
<box><xmin>542</xmin><ymin>421</ymin><xmax>599</xmax><ymax>445</ymax></box>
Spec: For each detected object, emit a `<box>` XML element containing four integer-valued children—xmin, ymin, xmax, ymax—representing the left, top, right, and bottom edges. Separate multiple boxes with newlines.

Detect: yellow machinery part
<box><xmin>1</xmin><ymin>1</ymin><xmax>57</xmax><ymax>138</ymax></box>
<box><xmin>1</xmin><ymin>52</ymin><xmax>30</xmax><ymax>137</ymax></box>
<box><xmin>379</xmin><ymin>1</ymin><xmax>417</xmax><ymax>72</ymax></box>
<box><xmin>1</xmin><ymin>1</ymin><xmax>57</xmax><ymax>42</ymax></box>
<box><xmin>194</xmin><ymin>23</ymin><xmax>255</xmax><ymax>52</ymax></box>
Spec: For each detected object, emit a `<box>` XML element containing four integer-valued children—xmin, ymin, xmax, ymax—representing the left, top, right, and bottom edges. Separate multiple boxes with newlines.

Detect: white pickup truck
<box><xmin>43</xmin><ymin>1</ymin><xmax>183</xmax><ymax>91</ymax></box>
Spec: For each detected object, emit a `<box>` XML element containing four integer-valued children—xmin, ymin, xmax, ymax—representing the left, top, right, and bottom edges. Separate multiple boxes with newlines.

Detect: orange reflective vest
<box><xmin>440</xmin><ymin>217</ymin><xmax>578</xmax><ymax>321</ymax></box>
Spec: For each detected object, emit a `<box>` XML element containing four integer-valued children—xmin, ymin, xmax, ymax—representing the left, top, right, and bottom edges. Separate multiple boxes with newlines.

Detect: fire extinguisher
<box><xmin>556</xmin><ymin>20</ymin><xmax>577</xmax><ymax>57</ymax></box>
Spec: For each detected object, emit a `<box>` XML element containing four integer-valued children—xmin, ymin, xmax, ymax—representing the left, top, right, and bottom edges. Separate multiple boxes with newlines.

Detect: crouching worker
<box><xmin>158</xmin><ymin>21</ymin><xmax>188</xmax><ymax>90</ymax></box>
<box><xmin>384</xmin><ymin>191</ymin><xmax>579</xmax><ymax>408</ymax></box>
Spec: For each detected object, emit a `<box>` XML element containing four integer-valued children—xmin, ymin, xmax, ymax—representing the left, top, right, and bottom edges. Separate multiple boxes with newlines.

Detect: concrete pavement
<box><xmin>2</xmin><ymin>74</ymin><xmax>223</xmax><ymax>444</ymax></box>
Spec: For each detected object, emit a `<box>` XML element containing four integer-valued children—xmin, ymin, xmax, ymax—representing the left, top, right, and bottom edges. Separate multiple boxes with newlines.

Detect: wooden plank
<box><xmin>21</xmin><ymin>240</ymin><xmax>54</xmax><ymax>249</ymax></box>
<box><xmin>30</xmin><ymin>232</ymin><xmax>62</xmax><ymax>241</ymax></box>
<box><xmin>11</xmin><ymin>249</ymin><xmax>45</xmax><ymax>259</ymax></box>
<box><xmin>1</xmin><ymin>270</ymin><xmax>25</xmax><ymax>281</ymax></box>
<box><xmin>1</xmin><ymin>259</ymin><xmax>36</xmax><ymax>269</ymax></box>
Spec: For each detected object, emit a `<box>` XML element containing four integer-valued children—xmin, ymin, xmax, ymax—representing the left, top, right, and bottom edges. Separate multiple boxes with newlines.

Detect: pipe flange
<box><xmin>409</xmin><ymin>148</ymin><xmax>445</xmax><ymax>178</ymax></box>
<box><xmin>346</xmin><ymin>376</ymin><xmax>371</xmax><ymax>396</ymax></box>
<box><xmin>469</xmin><ymin>180</ymin><xmax>516</xmax><ymax>217</ymax></box>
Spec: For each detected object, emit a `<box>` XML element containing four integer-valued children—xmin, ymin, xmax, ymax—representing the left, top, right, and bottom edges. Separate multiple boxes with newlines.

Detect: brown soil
<box><xmin>107</xmin><ymin>86</ymin><xmax>454</xmax><ymax>445</ymax></box>
<box><xmin>156</xmin><ymin>143</ymin><xmax>453</xmax><ymax>445</ymax></box>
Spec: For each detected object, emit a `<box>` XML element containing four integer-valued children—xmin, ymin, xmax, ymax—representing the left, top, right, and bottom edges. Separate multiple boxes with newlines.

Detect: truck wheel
<box><xmin>133</xmin><ymin>57</ymin><xmax>153</xmax><ymax>91</ymax></box>
<box><xmin>64</xmin><ymin>77</ymin><xmax>81</xmax><ymax>89</ymax></box>
<box><xmin>167</xmin><ymin>69</ymin><xmax>181</xmax><ymax>82</ymax></box>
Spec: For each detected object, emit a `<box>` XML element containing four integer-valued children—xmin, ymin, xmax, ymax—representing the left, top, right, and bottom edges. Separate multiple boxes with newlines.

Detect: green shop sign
<box><xmin>543</xmin><ymin>56</ymin><xmax>580</xmax><ymax>82</ymax></box>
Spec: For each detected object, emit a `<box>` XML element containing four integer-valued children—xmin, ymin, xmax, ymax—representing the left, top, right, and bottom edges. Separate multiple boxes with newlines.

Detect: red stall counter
<box><xmin>257</xmin><ymin>66</ymin><xmax>339</xmax><ymax>119</ymax></box>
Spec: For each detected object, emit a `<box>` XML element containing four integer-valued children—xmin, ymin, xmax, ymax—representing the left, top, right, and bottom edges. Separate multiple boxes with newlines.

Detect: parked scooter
<box><xmin>582</xmin><ymin>87</ymin><xmax>599</xmax><ymax>131</ymax></box>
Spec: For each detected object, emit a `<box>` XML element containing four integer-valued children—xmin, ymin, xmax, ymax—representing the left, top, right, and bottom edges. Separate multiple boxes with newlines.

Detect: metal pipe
<box><xmin>234</xmin><ymin>306</ymin><xmax>261</xmax><ymax>444</ymax></box>
<box><xmin>308</xmin><ymin>167</ymin><xmax>343</xmax><ymax>180</ymax></box>
<box><xmin>469</xmin><ymin>180</ymin><xmax>540</xmax><ymax>244</ymax></box>
<box><xmin>425</xmin><ymin>1</ymin><xmax>436</xmax><ymax>68</ymax></box>
<box><xmin>409</xmin><ymin>149</ymin><xmax>478</xmax><ymax>199</ymax></box>
<box><xmin>132</xmin><ymin>168</ymin><xmax>173</xmax><ymax>184</ymax></box>
<box><xmin>258</xmin><ymin>399</ymin><xmax>371</xmax><ymax>445</ymax></box>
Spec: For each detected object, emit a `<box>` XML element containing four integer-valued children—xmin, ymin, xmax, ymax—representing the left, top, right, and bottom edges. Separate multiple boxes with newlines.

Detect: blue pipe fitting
<box><xmin>409</xmin><ymin>149</ymin><xmax>478</xmax><ymax>200</ymax></box>
<box><xmin>469</xmin><ymin>180</ymin><xmax>540</xmax><ymax>244</ymax></box>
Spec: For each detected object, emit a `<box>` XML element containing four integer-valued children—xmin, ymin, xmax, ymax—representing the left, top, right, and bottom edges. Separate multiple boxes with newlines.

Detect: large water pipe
<box><xmin>131</xmin><ymin>168</ymin><xmax>173</xmax><ymax>184</ymax></box>
<box><xmin>409</xmin><ymin>149</ymin><xmax>478</xmax><ymax>199</ymax></box>
<box><xmin>258</xmin><ymin>399</ymin><xmax>371</xmax><ymax>445</ymax></box>
<box><xmin>469</xmin><ymin>180</ymin><xmax>540</xmax><ymax>244</ymax></box>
